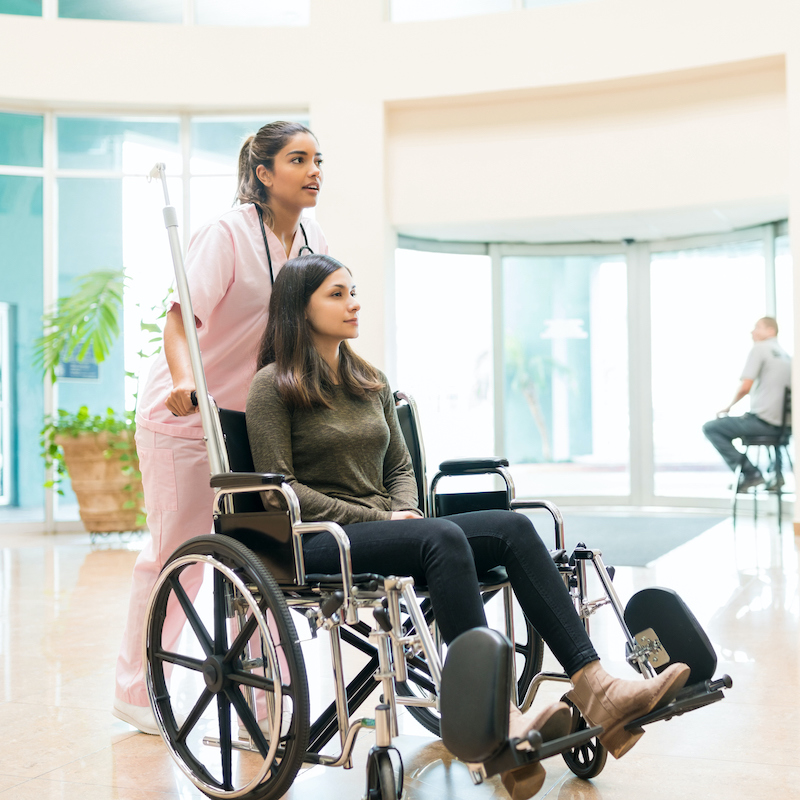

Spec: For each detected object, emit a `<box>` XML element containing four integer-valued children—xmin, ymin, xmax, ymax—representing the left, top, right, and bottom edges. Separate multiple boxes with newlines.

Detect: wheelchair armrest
<box><xmin>210</xmin><ymin>472</ymin><xmax>285</xmax><ymax>490</ymax></box>
<box><xmin>438</xmin><ymin>457</ymin><xmax>510</xmax><ymax>474</ymax></box>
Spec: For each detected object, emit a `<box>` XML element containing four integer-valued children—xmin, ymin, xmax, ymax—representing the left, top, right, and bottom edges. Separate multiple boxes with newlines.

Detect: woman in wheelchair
<box><xmin>245</xmin><ymin>253</ymin><xmax>690</xmax><ymax>798</ymax></box>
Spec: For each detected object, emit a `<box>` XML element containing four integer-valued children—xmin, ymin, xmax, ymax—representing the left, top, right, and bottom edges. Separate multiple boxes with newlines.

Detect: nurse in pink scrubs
<box><xmin>113</xmin><ymin>121</ymin><xmax>328</xmax><ymax>733</ymax></box>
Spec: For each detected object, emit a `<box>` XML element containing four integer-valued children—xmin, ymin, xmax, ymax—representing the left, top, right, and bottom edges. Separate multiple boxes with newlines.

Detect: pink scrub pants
<box><xmin>115</xmin><ymin>427</ymin><xmax>214</xmax><ymax>707</ymax></box>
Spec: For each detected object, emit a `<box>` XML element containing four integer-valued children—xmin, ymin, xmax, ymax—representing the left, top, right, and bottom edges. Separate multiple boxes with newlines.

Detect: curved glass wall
<box><xmin>396</xmin><ymin>224</ymin><xmax>790</xmax><ymax>507</ymax></box>
<box><xmin>502</xmin><ymin>253</ymin><xmax>629</xmax><ymax>498</ymax></box>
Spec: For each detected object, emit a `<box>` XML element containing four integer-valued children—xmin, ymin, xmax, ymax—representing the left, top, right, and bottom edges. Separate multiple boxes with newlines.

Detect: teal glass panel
<box><xmin>0</xmin><ymin>175</ymin><xmax>44</xmax><ymax>519</ymax></box>
<box><xmin>195</xmin><ymin>0</ymin><xmax>309</xmax><ymax>26</ymax></box>
<box><xmin>57</xmin><ymin>116</ymin><xmax>181</xmax><ymax>173</ymax></box>
<box><xmin>0</xmin><ymin>0</ymin><xmax>41</xmax><ymax>16</ymax></box>
<box><xmin>502</xmin><ymin>254</ymin><xmax>629</xmax><ymax>498</ymax></box>
<box><xmin>190</xmin><ymin>116</ymin><xmax>309</xmax><ymax>174</ymax></box>
<box><xmin>59</xmin><ymin>0</ymin><xmax>180</xmax><ymax>23</ymax></box>
<box><xmin>0</xmin><ymin>111</ymin><xmax>44</xmax><ymax>167</ymax></box>
<box><xmin>56</xmin><ymin>178</ymin><xmax>126</xmax><ymax>520</ymax></box>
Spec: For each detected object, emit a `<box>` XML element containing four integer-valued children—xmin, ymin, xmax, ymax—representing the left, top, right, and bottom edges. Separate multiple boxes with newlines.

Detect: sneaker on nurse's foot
<box><xmin>112</xmin><ymin>698</ymin><xmax>159</xmax><ymax>735</ymax></box>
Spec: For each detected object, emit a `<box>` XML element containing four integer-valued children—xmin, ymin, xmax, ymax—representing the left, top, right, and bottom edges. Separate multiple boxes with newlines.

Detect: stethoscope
<box><xmin>256</xmin><ymin>204</ymin><xmax>313</xmax><ymax>285</ymax></box>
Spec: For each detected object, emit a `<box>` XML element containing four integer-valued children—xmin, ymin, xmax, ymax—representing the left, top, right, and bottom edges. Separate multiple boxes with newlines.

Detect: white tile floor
<box><xmin>0</xmin><ymin>511</ymin><xmax>796</xmax><ymax>799</ymax></box>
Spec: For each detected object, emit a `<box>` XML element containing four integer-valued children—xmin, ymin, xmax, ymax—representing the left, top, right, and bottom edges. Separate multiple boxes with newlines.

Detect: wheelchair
<box><xmin>142</xmin><ymin>391</ymin><xmax>732</xmax><ymax>800</ymax></box>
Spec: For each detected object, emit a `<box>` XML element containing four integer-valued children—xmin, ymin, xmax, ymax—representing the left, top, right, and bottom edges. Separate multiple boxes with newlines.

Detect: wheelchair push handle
<box><xmin>149</xmin><ymin>163</ymin><xmax>226</xmax><ymax>477</ymax></box>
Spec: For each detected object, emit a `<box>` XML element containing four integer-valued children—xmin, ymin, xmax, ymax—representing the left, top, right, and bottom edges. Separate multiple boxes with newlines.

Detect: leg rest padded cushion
<box><xmin>624</xmin><ymin>587</ymin><xmax>716</xmax><ymax>684</ymax></box>
<box><xmin>440</xmin><ymin>628</ymin><xmax>512</xmax><ymax>763</ymax></box>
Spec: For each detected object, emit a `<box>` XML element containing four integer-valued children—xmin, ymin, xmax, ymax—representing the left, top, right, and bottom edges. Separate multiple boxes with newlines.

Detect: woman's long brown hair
<box><xmin>257</xmin><ymin>254</ymin><xmax>384</xmax><ymax>409</ymax></box>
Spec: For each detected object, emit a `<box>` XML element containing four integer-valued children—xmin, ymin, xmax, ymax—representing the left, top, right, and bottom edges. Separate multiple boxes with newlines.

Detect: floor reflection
<box><xmin>0</xmin><ymin>513</ymin><xmax>795</xmax><ymax>798</ymax></box>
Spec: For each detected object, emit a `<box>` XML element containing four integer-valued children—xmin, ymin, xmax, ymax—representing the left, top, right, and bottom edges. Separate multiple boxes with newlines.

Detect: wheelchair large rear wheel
<box><xmin>396</xmin><ymin>595</ymin><xmax>544</xmax><ymax>736</ymax></box>
<box><xmin>145</xmin><ymin>535</ymin><xmax>310</xmax><ymax>800</ymax></box>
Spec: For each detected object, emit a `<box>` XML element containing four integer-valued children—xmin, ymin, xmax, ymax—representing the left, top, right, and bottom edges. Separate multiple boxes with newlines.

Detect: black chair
<box><xmin>732</xmin><ymin>387</ymin><xmax>792</xmax><ymax>529</ymax></box>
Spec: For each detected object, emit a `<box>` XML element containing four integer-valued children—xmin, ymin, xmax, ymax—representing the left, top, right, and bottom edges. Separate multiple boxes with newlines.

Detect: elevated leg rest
<box><xmin>623</xmin><ymin>587</ymin><xmax>732</xmax><ymax>729</ymax></box>
<box><xmin>440</xmin><ymin>629</ymin><xmax>602</xmax><ymax>780</ymax></box>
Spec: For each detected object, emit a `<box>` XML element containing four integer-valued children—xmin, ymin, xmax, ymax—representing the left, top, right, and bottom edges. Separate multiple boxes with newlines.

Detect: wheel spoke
<box><xmin>223</xmin><ymin>607</ymin><xmax>259</xmax><ymax>665</ymax></box>
<box><xmin>169</xmin><ymin>573</ymin><xmax>214</xmax><ymax>657</ymax></box>
<box><xmin>217</xmin><ymin>693</ymin><xmax>233</xmax><ymax>790</ymax></box>
<box><xmin>176</xmin><ymin>688</ymin><xmax>214</xmax><ymax>741</ymax></box>
<box><xmin>225</xmin><ymin>684</ymin><xmax>270</xmax><ymax>757</ymax></box>
<box><xmin>228</xmin><ymin>669</ymin><xmax>280</xmax><ymax>693</ymax></box>
<box><xmin>155</xmin><ymin>650</ymin><xmax>204</xmax><ymax>672</ymax></box>
<box><xmin>213</xmin><ymin>568</ymin><xmax>230</xmax><ymax>656</ymax></box>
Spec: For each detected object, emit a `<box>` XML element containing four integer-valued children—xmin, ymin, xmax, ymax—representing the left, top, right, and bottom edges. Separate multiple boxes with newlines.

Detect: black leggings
<box><xmin>302</xmin><ymin>509</ymin><xmax>598</xmax><ymax>677</ymax></box>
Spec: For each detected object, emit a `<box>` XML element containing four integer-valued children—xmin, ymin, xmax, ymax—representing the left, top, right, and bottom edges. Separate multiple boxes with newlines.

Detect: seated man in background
<box><xmin>702</xmin><ymin>316</ymin><xmax>791</xmax><ymax>491</ymax></box>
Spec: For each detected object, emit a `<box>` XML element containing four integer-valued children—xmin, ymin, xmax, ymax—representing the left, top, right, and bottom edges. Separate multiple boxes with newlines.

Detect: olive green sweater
<box><xmin>246</xmin><ymin>364</ymin><xmax>420</xmax><ymax>524</ymax></box>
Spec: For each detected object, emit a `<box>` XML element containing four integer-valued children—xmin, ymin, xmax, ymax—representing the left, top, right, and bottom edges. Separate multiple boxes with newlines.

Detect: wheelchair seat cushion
<box><xmin>440</xmin><ymin>628</ymin><xmax>512</xmax><ymax>763</ymax></box>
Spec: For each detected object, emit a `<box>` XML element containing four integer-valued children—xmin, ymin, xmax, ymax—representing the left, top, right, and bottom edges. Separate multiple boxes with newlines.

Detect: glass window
<box><xmin>0</xmin><ymin>111</ymin><xmax>43</xmax><ymax>167</ymax></box>
<box><xmin>59</xmin><ymin>0</ymin><xmax>180</xmax><ymax>23</ymax></box>
<box><xmin>0</xmin><ymin>302</ymin><xmax>10</xmax><ymax>505</ymax></box>
<box><xmin>0</xmin><ymin>0</ymin><xmax>41</xmax><ymax>16</ymax></box>
<box><xmin>0</xmin><ymin>175</ymin><xmax>44</xmax><ymax>521</ymax></box>
<box><xmin>191</xmin><ymin>117</ymin><xmax>273</xmax><ymax>175</ymax></box>
<box><xmin>395</xmin><ymin>249</ymin><xmax>494</xmax><ymax>478</ymax></box>
<box><xmin>57</xmin><ymin>116</ymin><xmax>181</xmax><ymax>173</ymax></box>
<box><xmin>195</xmin><ymin>0</ymin><xmax>309</xmax><ymax>26</ymax></box>
<box><xmin>502</xmin><ymin>254</ymin><xmax>629</xmax><ymax>497</ymax></box>
<box><xmin>391</xmin><ymin>0</ymin><xmax>512</xmax><ymax>22</ymax></box>
<box><xmin>55</xmin><ymin>178</ymin><xmax>127</xmax><ymax>520</ymax></box>
<box><xmin>650</xmin><ymin>240</ymin><xmax>766</xmax><ymax>498</ymax></box>
<box><xmin>190</xmin><ymin>116</ymin><xmax>309</xmax><ymax>175</ymax></box>
<box><xmin>775</xmin><ymin>235</ymin><xmax>793</xmax><ymax>357</ymax></box>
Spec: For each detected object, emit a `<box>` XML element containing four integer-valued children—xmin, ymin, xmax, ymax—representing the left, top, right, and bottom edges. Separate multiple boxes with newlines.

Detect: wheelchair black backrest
<box><xmin>218</xmin><ymin>408</ymin><xmax>263</xmax><ymax>513</ymax></box>
<box><xmin>215</xmin><ymin>408</ymin><xmax>300</xmax><ymax>584</ymax></box>
<box><xmin>394</xmin><ymin>395</ymin><xmax>427</xmax><ymax>513</ymax></box>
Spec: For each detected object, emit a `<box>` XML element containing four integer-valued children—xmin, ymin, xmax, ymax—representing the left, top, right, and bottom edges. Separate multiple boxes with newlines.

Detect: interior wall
<box><xmin>387</xmin><ymin>58</ymin><xmax>789</xmax><ymax>237</ymax></box>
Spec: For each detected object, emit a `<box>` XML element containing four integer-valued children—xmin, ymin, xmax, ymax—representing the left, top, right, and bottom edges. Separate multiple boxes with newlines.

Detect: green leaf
<box><xmin>33</xmin><ymin>268</ymin><xmax>126</xmax><ymax>379</ymax></box>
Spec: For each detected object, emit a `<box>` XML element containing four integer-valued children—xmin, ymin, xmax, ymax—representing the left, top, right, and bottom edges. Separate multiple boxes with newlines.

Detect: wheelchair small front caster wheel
<box><xmin>560</xmin><ymin>695</ymin><xmax>607</xmax><ymax>780</ymax></box>
<box><xmin>365</xmin><ymin>746</ymin><xmax>403</xmax><ymax>800</ymax></box>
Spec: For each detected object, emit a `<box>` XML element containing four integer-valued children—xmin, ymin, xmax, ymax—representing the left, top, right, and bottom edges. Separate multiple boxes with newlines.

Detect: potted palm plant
<box><xmin>35</xmin><ymin>269</ymin><xmax>146</xmax><ymax>533</ymax></box>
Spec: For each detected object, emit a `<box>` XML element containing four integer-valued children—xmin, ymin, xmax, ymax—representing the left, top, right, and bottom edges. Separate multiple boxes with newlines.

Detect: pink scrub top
<box><xmin>136</xmin><ymin>203</ymin><xmax>328</xmax><ymax>439</ymax></box>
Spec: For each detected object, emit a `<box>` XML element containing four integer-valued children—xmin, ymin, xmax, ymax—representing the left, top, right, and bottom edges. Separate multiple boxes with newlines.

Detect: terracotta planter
<box><xmin>54</xmin><ymin>431</ymin><xmax>145</xmax><ymax>533</ymax></box>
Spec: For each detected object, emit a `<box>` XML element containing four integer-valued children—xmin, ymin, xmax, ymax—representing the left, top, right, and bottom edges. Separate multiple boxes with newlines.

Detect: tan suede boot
<box><xmin>567</xmin><ymin>661</ymin><xmax>690</xmax><ymax>759</ymax></box>
<box><xmin>500</xmin><ymin>701</ymin><xmax>571</xmax><ymax>800</ymax></box>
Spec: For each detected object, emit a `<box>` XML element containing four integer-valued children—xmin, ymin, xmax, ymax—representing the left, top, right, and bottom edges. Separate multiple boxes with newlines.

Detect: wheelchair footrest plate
<box><xmin>481</xmin><ymin>726</ymin><xmax>604</xmax><ymax>778</ymax></box>
<box><xmin>625</xmin><ymin>676</ymin><xmax>731</xmax><ymax>730</ymax></box>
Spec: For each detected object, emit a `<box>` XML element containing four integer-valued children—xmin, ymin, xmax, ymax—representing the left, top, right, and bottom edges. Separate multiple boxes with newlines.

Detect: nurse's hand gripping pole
<box><xmin>148</xmin><ymin>163</ymin><xmax>228</xmax><ymax>478</ymax></box>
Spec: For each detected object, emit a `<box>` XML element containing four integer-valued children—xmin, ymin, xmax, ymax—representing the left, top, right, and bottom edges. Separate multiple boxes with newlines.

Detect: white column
<box><xmin>787</xmin><ymin>20</ymin><xmax>800</xmax><ymax>534</ymax></box>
